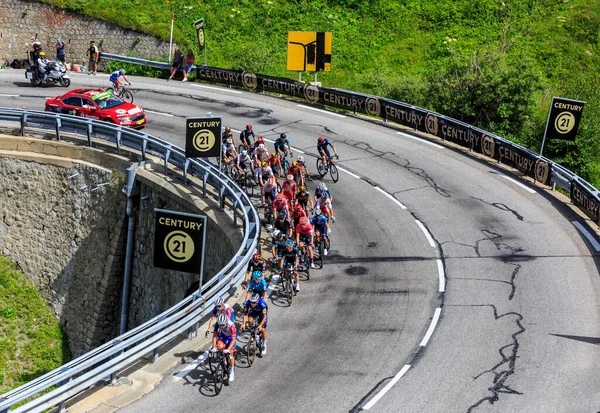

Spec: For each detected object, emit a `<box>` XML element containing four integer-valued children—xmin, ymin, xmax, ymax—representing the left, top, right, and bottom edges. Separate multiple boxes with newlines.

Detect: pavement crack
<box><xmin>471</xmin><ymin>197</ymin><xmax>524</xmax><ymax>221</ymax></box>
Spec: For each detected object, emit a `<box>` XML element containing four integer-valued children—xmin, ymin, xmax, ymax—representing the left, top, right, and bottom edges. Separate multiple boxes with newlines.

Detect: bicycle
<box><xmin>278</xmin><ymin>152</ymin><xmax>291</xmax><ymax>176</ymax></box>
<box><xmin>234</xmin><ymin>167</ymin><xmax>255</xmax><ymax>198</ymax></box>
<box><xmin>261</xmin><ymin>201</ymin><xmax>274</xmax><ymax>227</ymax></box>
<box><xmin>208</xmin><ymin>349</ymin><xmax>231</xmax><ymax>395</ymax></box>
<box><xmin>298</xmin><ymin>242</ymin><xmax>311</xmax><ymax>280</ymax></box>
<box><xmin>313</xmin><ymin>232</ymin><xmax>330</xmax><ymax>269</ymax></box>
<box><xmin>280</xmin><ymin>265</ymin><xmax>295</xmax><ymax>306</ymax></box>
<box><xmin>107</xmin><ymin>82</ymin><xmax>133</xmax><ymax>104</ymax></box>
<box><xmin>316</xmin><ymin>154</ymin><xmax>339</xmax><ymax>183</ymax></box>
<box><xmin>245</xmin><ymin>319</ymin><xmax>264</xmax><ymax>367</ymax></box>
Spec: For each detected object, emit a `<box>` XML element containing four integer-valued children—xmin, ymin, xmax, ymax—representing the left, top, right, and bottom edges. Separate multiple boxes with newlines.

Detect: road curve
<box><xmin>1</xmin><ymin>71</ymin><xmax>599</xmax><ymax>413</ymax></box>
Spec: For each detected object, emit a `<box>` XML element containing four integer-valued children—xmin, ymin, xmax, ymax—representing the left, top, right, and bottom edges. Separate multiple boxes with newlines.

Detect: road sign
<box><xmin>540</xmin><ymin>96</ymin><xmax>586</xmax><ymax>156</ymax></box>
<box><xmin>153</xmin><ymin>209</ymin><xmax>207</xmax><ymax>274</ymax></box>
<box><xmin>185</xmin><ymin>116</ymin><xmax>222</xmax><ymax>158</ymax></box>
<box><xmin>194</xmin><ymin>18</ymin><xmax>205</xmax><ymax>52</ymax></box>
<box><xmin>287</xmin><ymin>31</ymin><xmax>332</xmax><ymax>72</ymax></box>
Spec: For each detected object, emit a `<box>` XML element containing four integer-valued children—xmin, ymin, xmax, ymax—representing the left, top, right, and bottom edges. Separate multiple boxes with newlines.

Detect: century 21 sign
<box><xmin>185</xmin><ymin>117</ymin><xmax>222</xmax><ymax>158</ymax></box>
<box><xmin>153</xmin><ymin>209</ymin><xmax>207</xmax><ymax>274</ymax></box>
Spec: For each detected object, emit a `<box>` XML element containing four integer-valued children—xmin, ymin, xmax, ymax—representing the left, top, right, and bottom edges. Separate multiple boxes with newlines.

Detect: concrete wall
<box><xmin>0</xmin><ymin>0</ymin><xmax>174</xmax><ymax>63</ymax></box>
<box><xmin>0</xmin><ymin>136</ymin><xmax>241</xmax><ymax>356</ymax></box>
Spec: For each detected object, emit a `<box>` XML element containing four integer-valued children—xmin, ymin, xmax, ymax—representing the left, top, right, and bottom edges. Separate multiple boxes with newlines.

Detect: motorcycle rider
<box><xmin>37</xmin><ymin>51</ymin><xmax>49</xmax><ymax>82</ymax></box>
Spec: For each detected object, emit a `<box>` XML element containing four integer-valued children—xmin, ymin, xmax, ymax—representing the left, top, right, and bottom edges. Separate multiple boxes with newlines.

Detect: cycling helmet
<box><xmin>39</xmin><ymin>51</ymin><xmax>46</xmax><ymax>57</ymax></box>
<box><xmin>226</xmin><ymin>138</ymin><xmax>232</xmax><ymax>144</ymax></box>
<box><xmin>271</xmin><ymin>152</ymin><xmax>277</xmax><ymax>157</ymax></box>
<box><xmin>272</xmin><ymin>229</ymin><xmax>281</xmax><ymax>238</ymax></box>
<box><xmin>225</xmin><ymin>126</ymin><xmax>231</xmax><ymax>132</ymax></box>
<box><xmin>275</xmin><ymin>193</ymin><xmax>284</xmax><ymax>200</ymax></box>
<box><xmin>315</xmin><ymin>208</ymin><xmax>322</xmax><ymax>215</ymax></box>
<box><xmin>216</xmin><ymin>314</ymin><xmax>228</xmax><ymax>326</ymax></box>
<box><xmin>119</xmin><ymin>68</ymin><xmax>125</xmax><ymax>75</ymax></box>
<box><xmin>280</xmin><ymin>133</ymin><xmax>287</xmax><ymax>140</ymax></box>
<box><xmin>262</xmin><ymin>161</ymin><xmax>268</xmax><ymax>167</ymax></box>
<box><xmin>241</xmin><ymin>150</ymin><xmax>248</xmax><ymax>157</ymax></box>
<box><xmin>285</xmin><ymin>239</ymin><xmax>295</xmax><ymax>247</ymax></box>
<box><xmin>300</xmin><ymin>217</ymin><xmax>308</xmax><ymax>225</ymax></box>
<box><xmin>292</xmin><ymin>161</ymin><xmax>298</xmax><ymax>167</ymax></box>
<box><xmin>249</xmin><ymin>293</ymin><xmax>260</xmax><ymax>304</ymax></box>
<box><xmin>319</xmin><ymin>182</ymin><xmax>327</xmax><ymax>190</ymax></box>
<box><xmin>287</xmin><ymin>174</ymin><xmax>293</xmax><ymax>180</ymax></box>
<box><xmin>258</xmin><ymin>144</ymin><xmax>266</xmax><ymax>150</ymax></box>
<box><xmin>277</xmin><ymin>211</ymin><xmax>287</xmax><ymax>219</ymax></box>
<box><xmin>215</xmin><ymin>297</ymin><xmax>225</xmax><ymax>307</ymax></box>
<box><xmin>257</xmin><ymin>136</ymin><xmax>265</xmax><ymax>144</ymax></box>
<box><xmin>252</xmin><ymin>270</ymin><xmax>263</xmax><ymax>279</ymax></box>
<box><xmin>298</xmin><ymin>156</ymin><xmax>305</xmax><ymax>163</ymax></box>
<box><xmin>299</xmin><ymin>185</ymin><xmax>307</xmax><ymax>191</ymax></box>
<box><xmin>323</xmin><ymin>192</ymin><xmax>330</xmax><ymax>199</ymax></box>
<box><xmin>318</xmin><ymin>136</ymin><xmax>325</xmax><ymax>142</ymax></box>
<box><xmin>246</xmin><ymin>124</ymin><xmax>252</xmax><ymax>130</ymax></box>
<box><xmin>253</xmin><ymin>252</ymin><xmax>260</xmax><ymax>260</ymax></box>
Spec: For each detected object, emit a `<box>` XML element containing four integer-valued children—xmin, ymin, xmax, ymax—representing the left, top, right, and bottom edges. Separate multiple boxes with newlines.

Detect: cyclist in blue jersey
<box><xmin>240</xmin><ymin>293</ymin><xmax>269</xmax><ymax>355</ymax></box>
<box><xmin>311</xmin><ymin>208</ymin><xmax>330</xmax><ymax>255</ymax></box>
<box><xmin>246</xmin><ymin>270</ymin><xmax>268</xmax><ymax>301</ymax></box>
<box><xmin>317</xmin><ymin>136</ymin><xmax>337</xmax><ymax>171</ymax></box>
<box><xmin>109</xmin><ymin>69</ymin><xmax>130</xmax><ymax>94</ymax></box>
<box><xmin>211</xmin><ymin>314</ymin><xmax>237</xmax><ymax>381</ymax></box>
<box><xmin>314</xmin><ymin>182</ymin><xmax>333</xmax><ymax>204</ymax></box>
<box><xmin>274</xmin><ymin>133</ymin><xmax>294</xmax><ymax>158</ymax></box>
<box><xmin>243</xmin><ymin>252</ymin><xmax>267</xmax><ymax>286</ymax></box>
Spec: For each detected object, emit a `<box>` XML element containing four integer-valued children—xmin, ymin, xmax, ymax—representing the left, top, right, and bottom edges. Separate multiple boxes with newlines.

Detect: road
<box><xmin>1</xmin><ymin>70</ymin><xmax>599</xmax><ymax>412</ymax></box>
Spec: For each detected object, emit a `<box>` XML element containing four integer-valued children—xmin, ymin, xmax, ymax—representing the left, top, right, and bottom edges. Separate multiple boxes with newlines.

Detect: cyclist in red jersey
<box><xmin>291</xmin><ymin>203</ymin><xmax>307</xmax><ymax>229</ymax></box>
<box><xmin>273</xmin><ymin>193</ymin><xmax>289</xmax><ymax>217</ymax></box>
<box><xmin>269</xmin><ymin>152</ymin><xmax>282</xmax><ymax>179</ymax></box>
<box><xmin>295</xmin><ymin>216</ymin><xmax>315</xmax><ymax>268</ymax></box>
<box><xmin>288</xmin><ymin>161</ymin><xmax>304</xmax><ymax>187</ymax></box>
<box><xmin>281</xmin><ymin>174</ymin><xmax>297</xmax><ymax>205</ymax></box>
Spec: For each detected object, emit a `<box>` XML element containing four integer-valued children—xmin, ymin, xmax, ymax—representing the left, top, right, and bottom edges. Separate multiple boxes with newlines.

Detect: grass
<box><xmin>40</xmin><ymin>0</ymin><xmax>600</xmax><ymax>185</ymax></box>
<box><xmin>0</xmin><ymin>256</ymin><xmax>71</xmax><ymax>395</ymax></box>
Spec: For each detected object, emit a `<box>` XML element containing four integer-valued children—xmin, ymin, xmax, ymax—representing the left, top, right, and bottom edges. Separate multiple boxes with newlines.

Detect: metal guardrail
<box><xmin>99</xmin><ymin>52</ymin><xmax>198</xmax><ymax>72</ymax></box>
<box><xmin>0</xmin><ymin>108</ymin><xmax>261</xmax><ymax>412</ymax></box>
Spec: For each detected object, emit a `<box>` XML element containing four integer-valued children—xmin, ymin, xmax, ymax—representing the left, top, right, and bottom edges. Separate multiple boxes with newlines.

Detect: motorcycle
<box><xmin>25</xmin><ymin>60</ymin><xmax>70</xmax><ymax>87</ymax></box>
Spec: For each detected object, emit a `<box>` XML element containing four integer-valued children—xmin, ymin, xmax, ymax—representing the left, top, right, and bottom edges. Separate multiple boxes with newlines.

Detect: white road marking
<box><xmin>296</xmin><ymin>104</ymin><xmax>347</xmax><ymax>118</ymax></box>
<box><xmin>396</xmin><ymin>131</ymin><xmax>444</xmax><ymax>149</ymax></box>
<box><xmin>572</xmin><ymin>221</ymin><xmax>600</xmax><ymax>252</ymax></box>
<box><xmin>491</xmin><ymin>171</ymin><xmax>536</xmax><ymax>194</ymax></box>
<box><xmin>267</xmin><ymin>273</ymin><xmax>281</xmax><ymax>297</ymax></box>
<box><xmin>263</xmin><ymin>138</ymin><xmax>305</xmax><ymax>154</ymax></box>
<box><xmin>0</xmin><ymin>94</ymin><xmax>19</xmax><ymax>97</ymax></box>
<box><xmin>362</xmin><ymin>364</ymin><xmax>411</xmax><ymax>410</ymax></box>
<box><xmin>415</xmin><ymin>220</ymin><xmax>436</xmax><ymax>247</ymax></box>
<box><xmin>173</xmin><ymin>351</ymin><xmax>209</xmax><ymax>380</ymax></box>
<box><xmin>145</xmin><ymin>110</ymin><xmax>174</xmax><ymax>117</ymax></box>
<box><xmin>190</xmin><ymin>84</ymin><xmax>242</xmax><ymax>94</ymax></box>
<box><xmin>420</xmin><ymin>307</ymin><xmax>442</xmax><ymax>346</ymax></box>
<box><xmin>336</xmin><ymin>166</ymin><xmax>360</xmax><ymax>179</ymax></box>
<box><xmin>437</xmin><ymin>259</ymin><xmax>445</xmax><ymax>293</ymax></box>
<box><xmin>374</xmin><ymin>186</ymin><xmax>407</xmax><ymax>210</ymax></box>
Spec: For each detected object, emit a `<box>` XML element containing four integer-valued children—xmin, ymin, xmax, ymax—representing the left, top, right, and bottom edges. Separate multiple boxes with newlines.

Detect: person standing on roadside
<box><xmin>167</xmin><ymin>47</ymin><xmax>184</xmax><ymax>81</ymax></box>
<box><xmin>28</xmin><ymin>36</ymin><xmax>37</xmax><ymax>65</ymax></box>
<box><xmin>182</xmin><ymin>49</ymin><xmax>195</xmax><ymax>82</ymax></box>
<box><xmin>86</xmin><ymin>40</ymin><xmax>99</xmax><ymax>75</ymax></box>
<box><xmin>55</xmin><ymin>38</ymin><xmax>66</xmax><ymax>65</ymax></box>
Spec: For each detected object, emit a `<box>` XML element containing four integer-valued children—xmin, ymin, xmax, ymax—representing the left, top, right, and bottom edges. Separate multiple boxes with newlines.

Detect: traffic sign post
<box><xmin>153</xmin><ymin>209</ymin><xmax>208</xmax><ymax>291</ymax></box>
<box><xmin>540</xmin><ymin>96</ymin><xmax>585</xmax><ymax>156</ymax></box>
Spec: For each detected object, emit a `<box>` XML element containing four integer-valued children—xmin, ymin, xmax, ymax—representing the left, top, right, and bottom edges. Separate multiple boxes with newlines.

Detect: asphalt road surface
<box><xmin>1</xmin><ymin>70</ymin><xmax>599</xmax><ymax>412</ymax></box>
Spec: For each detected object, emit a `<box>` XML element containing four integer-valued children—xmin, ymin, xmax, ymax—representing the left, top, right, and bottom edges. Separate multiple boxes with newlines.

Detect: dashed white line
<box><xmin>173</xmin><ymin>351</ymin><xmax>208</xmax><ymax>380</ymax></box>
<box><xmin>336</xmin><ymin>166</ymin><xmax>360</xmax><ymax>179</ymax></box>
<box><xmin>0</xmin><ymin>94</ymin><xmax>19</xmax><ymax>97</ymax></box>
<box><xmin>415</xmin><ymin>220</ymin><xmax>436</xmax><ymax>247</ymax></box>
<box><xmin>296</xmin><ymin>104</ymin><xmax>347</xmax><ymax>118</ymax></box>
<box><xmin>190</xmin><ymin>84</ymin><xmax>243</xmax><ymax>94</ymax></box>
<box><xmin>491</xmin><ymin>171</ymin><xmax>536</xmax><ymax>194</ymax></box>
<box><xmin>374</xmin><ymin>187</ymin><xmax>407</xmax><ymax>210</ymax></box>
<box><xmin>266</xmin><ymin>273</ymin><xmax>281</xmax><ymax>297</ymax></box>
<box><xmin>145</xmin><ymin>110</ymin><xmax>174</xmax><ymax>117</ymax></box>
<box><xmin>437</xmin><ymin>259</ymin><xmax>445</xmax><ymax>293</ymax></box>
<box><xmin>572</xmin><ymin>221</ymin><xmax>600</xmax><ymax>251</ymax></box>
<box><xmin>419</xmin><ymin>307</ymin><xmax>442</xmax><ymax>346</ymax></box>
<box><xmin>362</xmin><ymin>364</ymin><xmax>411</xmax><ymax>410</ymax></box>
<box><xmin>396</xmin><ymin>131</ymin><xmax>444</xmax><ymax>149</ymax></box>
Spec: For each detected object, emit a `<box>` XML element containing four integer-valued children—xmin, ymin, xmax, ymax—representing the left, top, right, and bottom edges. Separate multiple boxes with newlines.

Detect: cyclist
<box><xmin>281</xmin><ymin>239</ymin><xmax>300</xmax><ymax>293</ymax></box>
<box><xmin>288</xmin><ymin>161</ymin><xmax>304</xmax><ymax>187</ymax></box>
<box><xmin>254</xmin><ymin>143</ymin><xmax>270</xmax><ymax>166</ymax></box>
<box><xmin>274</xmin><ymin>210</ymin><xmax>292</xmax><ymax>237</ymax></box>
<box><xmin>268</xmin><ymin>152</ymin><xmax>283</xmax><ymax>179</ymax></box>
<box><xmin>273</xmin><ymin>193</ymin><xmax>290</xmax><ymax>218</ymax></box>
<box><xmin>222</xmin><ymin>126</ymin><xmax>234</xmax><ymax>145</ymax></box>
<box><xmin>246</xmin><ymin>270</ymin><xmax>268</xmax><ymax>301</ymax></box>
<box><xmin>297</xmin><ymin>156</ymin><xmax>311</xmax><ymax>181</ymax></box>
<box><xmin>257</xmin><ymin>161</ymin><xmax>273</xmax><ymax>187</ymax></box>
<box><xmin>317</xmin><ymin>136</ymin><xmax>338</xmax><ymax>172</ymax></box>
<box><xmin>240</xmin><ymin>124</ymin><xmax>255</xmax><ymax>149</ymax></box>
<box><xmin>271</xmin><ymin>229</ymin><xmax>288</xmax><ymax>259</ymax></box>
<box><xmin>206</xmin><ymin>297</ymin><xmax>235</xmax><ymax>334</ymax></box>
<box><xmin>240</xmin><ymin>293</ymin><xmax>269</xmax><ymax>355</ymax></box>
<box><xmin>211</xmin><ymin>314</ymin><xmax>237</xmax><ymax>381</ymax></box>
<box><xmin>262</xmin><ymin>176</ymin><xmax>277</xmax><ymax>208</ymax></box>
<box><xmin>311</xmin><ymin>208</ymin><xmax>330</xmax><ymax>255</ymax></box>
<box><xmin>292</xmin><ymin>203</ymin><xmax>307</xmax><ymax>229</ymax></box>
<box><xmin>109</xmin><ymin>69</ymin><xmax>131</xmax><ymax>94</ymax></box>
<box><xmin>274</xmin><ymin>133</ymin><xmax>294</xmax><ymax>158</ymax></box>
<box><xmin>295</xmin><ymin>185</ymin><xmax>313</xmax><ymax>214</ymax></box>
<box><xmin>317</xmin><ymin>191</ymin><xmax>335</xmax><ymax>223</ymax></box>
<box><xmin>235</xmin><ymin>150</ymin><xmax>253</xmax><ymax>175</ymax></box>
<box><xmin>221</xmin><ymin>138</ymin><xmax>238</xmax><ymax>166</ymax></box>
<box><xmin>243</xmin><ymin>252</ymin><xmax>267</xmax><ymax>285</ymax></box>
<box><xmin>296</xmin><ymin>216</ymin><xmax>315</xmax><ymax>268</ymax></box>
<box><xmin>281</xmin><ymin>174</ymin><xmax>297</xmax><ymax>206</ymax></box>
<box><xmin>314</xmin><ymin>182</ymin><xmax>333</xmax><ymax>204</ymax></box>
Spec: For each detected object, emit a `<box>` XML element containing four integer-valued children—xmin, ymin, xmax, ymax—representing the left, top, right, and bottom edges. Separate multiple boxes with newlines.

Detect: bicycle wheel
<box><xmin>212</xmin><ymin>356</ymin><xmax>224</xmax><ymax>395</ymax></box>
<box><xmin>329</xmin><ymin>163</ymin><xmax>339</xmax><ymax>183</ymax></box>
<box><xmin>316</xmin><ymin>159</ymin><xmax>326</xmax><ymax>177</ymax></box>
<box><xmin>238</xmin><ymin>144</ymin><xmax>245</xmax><ymax>154</ymax></box>
<box><xmin>285</xmin><ymin>273</ymin><xmax>294</xmax><ymax>306</ymax></box>
<box><xmin>247</xmin><ymin>332</ymin><xmax>257</xmax><ymax>367</ymax></box>
<box><xmin>281</xmin><ymin>158</ymin><xmax>290</xmax><ymax>176</ymax></box>
<box><xmin>315</xmin><ymin>241</ymin><xmax>324</xmax><ymax>269</ymax></box>
<box><xmin>121</xmin><ymin>89</ymin><xmax>134</xmax><ymax>104</ymax></box>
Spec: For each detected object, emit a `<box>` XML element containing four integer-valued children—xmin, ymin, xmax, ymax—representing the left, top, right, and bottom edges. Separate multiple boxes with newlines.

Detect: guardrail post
<box><xmin>87</xmin><ymin>122</ymin><xmax>93</xmax><ymax>146</ymax></box>
<box><xmin>116</xmin><ymin>130</ymin><xmax>122</xmax><ymax>154</ymax></box>
<box><xmin>20</xmin><ymin>112</ymin><xmax>27</xmax><ymax>136</ymax></box>
<box><xmin>55</xmin><ymin>117</ymin><xmax>62</xmax><ymax>141</ymax></box>
<box><xmin>183</xmin><ymin>159</ymin><xmax>190</xmax><ymax>185</ymax></box>
<box><xmin>58</xmin><ymin>366</ymin><xmax>70</xmax><ymax>413</ymax></box>
<box><xmin>141</xmin><ymin>139</ymin><xmax>147</xmax><ymax>160</ymax></box>
<box><xmin>203</xmin><ymin>172</ymin><xmax>208</xmax><ymax>198</ymax></box>
<box><xmin>110</xmin><ymin>339</ymin><xmax>122</xmax><ymax>384</ymax></box>
<box><xmin>219</xmin><ymin>185</ymin><xmax>226</xmax><ymax>210</ymax></box>
<box><xmin>233</xmin><ymin>201</ymin><xmax>239</xmax><ymax>227</ymax></box>
<box><xmin>164</xmin><ymin>149</ymin><xmax>171</xmax><ymax>175</ymax></box>
<box><xmin>152</xmin><ymin>316</ymin><xmax>166</xmax><ymax>362</ymax></box>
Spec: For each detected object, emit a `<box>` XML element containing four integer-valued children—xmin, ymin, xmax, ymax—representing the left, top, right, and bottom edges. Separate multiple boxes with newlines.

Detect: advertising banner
<box><xmin>194</xmin><ymin>18</ymin><xmax>206</xmax><ymax>52</ymax></box>
<box><xmin>185</xmin><ymin>117</ymin><xmax>222</xmax><ymax>158</ymax></box>
<box><xmin>571</xmin><ymin>179</ymin><xmax>600</xmax><ymax>226</ymax></box>
<box><xmin>545</xmin><ymin>97</ymin><xmax>585</xmax><ymax>141</ymax></box>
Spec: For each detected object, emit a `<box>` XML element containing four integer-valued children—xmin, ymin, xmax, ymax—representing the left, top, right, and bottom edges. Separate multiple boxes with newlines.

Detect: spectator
<box><xmin>182</xmin><ymin>49</ymin><xmax>195</xmax><ymax>82</ymax></box>
<box><xmin>86</xmin><ymin>40</ymin><xmax>99</xmax><ymax>75</ymax></box>
<box><xmin>55</xmin><ymin>38</ymin><xmax>66</xmax><ymax>65</ymax></box>
<box><xmin>167</xmin><ymin>47</ymin><xmax>184</xmax><ymax>81</ymax></box>
<box><xmin>28</xmin><ymin>36</ymin><xmax>36</xmax><ymax>65</ymax></box>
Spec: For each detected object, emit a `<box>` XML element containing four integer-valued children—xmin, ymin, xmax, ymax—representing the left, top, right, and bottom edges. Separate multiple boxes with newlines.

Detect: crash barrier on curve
<box><xmin>99</xmin><ymin>53</ymin><xmax>600</xmax><ymax>224</ymax></box>
<box><xmin>0</xmin><ymin>108</ymin><xmax>261</xmax><ymax>413</ymax></box>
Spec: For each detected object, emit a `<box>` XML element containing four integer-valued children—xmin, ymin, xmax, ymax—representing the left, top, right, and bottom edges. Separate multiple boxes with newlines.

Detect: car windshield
<box><xmin>94</xmin><ymin>94</ymin><xmax>125</xmax><ymax>110</ymax></box>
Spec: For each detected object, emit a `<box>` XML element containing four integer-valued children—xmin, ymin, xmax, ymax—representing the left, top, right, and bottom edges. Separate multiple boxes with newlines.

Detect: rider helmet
<box><xmin>39</xmin><ymin>51</ymin><xmax>46</xmax><ymax>57</ymax></box>
<box><xmin>119</xmin><ymin>68</ymin><xmax>125</xmax><ymax>75</ymax></box>
<box><xmin>241</xmin><ymin>150</ymin><xmax>248</xmax><ymax>157</ymax></box>
<box><xmin>216</xmin><ymin>314</ymin><xmax>228</xmax><ymax>326</ymax></box>
<box><xmin>315</xmin><ymin>208</ymin><xmax>322</xmax><ymax>216</ymax></box>
<box><xmin>279</xmin><ymin>133</ymin><xmax>287</xmax><ymax>140</ymax></box>
<box><xmin>323</xmin><ymin>192</ymin><xmax>330</xmax><ymax>199</ymax></box>
<box><xmin>252</xmin><ymin>270</ymin><xmax>263</xmax><ymax>279</ymax></box>
<box><xmin>299</xmin><ymin>185</ymin><xmax>307</xmax><ymax>191</ymax></box>
<box><xmin>318</xmin><ymin>136</ymin><xmax>325</xmax><ymax>142</ymax></box>
<box><xmin>257</xmin><ymin>136</ymin><xmax>265</xmax><ymax>144</ymax></box>
<box><xmin>292</xmin><ymin>161</ymin><xmax>298</xmax><ymax>167</ymax></box>
<box><xmin>258</xmin><ymin>144</ymin><xmax>266</xmax><ymax>150</ymax></box>
<box><xmin>272</xmin><ymin>229</ymin><xmax>281</xmax><ymax>238</ymax></box>
<box><xmin>215</xmin><ymin>297</ymin><xmax>225</xmax><ymax>307</ymax></box>
<box><xmin>271</xmin><ymin>152</ymin><xmax>277</xmax><ymax>157</ymax></box>
<box><xmin>249</xmin><ymin>293</ymin><xmax>260</xmax><ymax>304</ymax></box>
<box><xmin>226</xmin><ymin>138</ymin><xmax>232</xmax><ymax>144</ymax></box>
<box><xmin>299</xmin><ymin>217</ymin><xmax>308</xmax><ymax>226</ymax></box>
<box><xmin>287</xmin><ymin>174</ymin><xmax>293</xmax><ymax>181</ymax></box>
<box><xmin>246</xmin><ymin>124</ymin><xmax>252</xmax><ymax>130</ymax></box>
<box><xmin>319</xmin><ymin>182</ymin><xmax>327</xmax><ymax>190</ymax></box>
<box><xmin>225</xmin><ymin>126</ymin><xmax>231</xmax><ymax>132</ymax></box>
<box><xmin>275</xmin><ymin>193</ymin><xmax>284</xmax><ymax>201</ymax></box>
<box><xmin>253</xmin><ymin>252</ymin><xmax>260</xmax><ymax>260</ymax></box>
<box><xmin>298</xmin><ymin>156</ymin><xmax>305</xmax><ymax>163</ymax></box>
<box><xmin>277</xmin><ymin>211</ymin><xmax>287</xmax><ymax>219</ymax></box>
<box><xmin>285</xmin><ymin>239</ymin><xmax>295</xmax><ymax>247</ymax></box>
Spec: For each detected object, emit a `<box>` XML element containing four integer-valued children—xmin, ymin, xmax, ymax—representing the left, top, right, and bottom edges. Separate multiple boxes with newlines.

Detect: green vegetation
<box><xmin>0</xmin><ymin>256</ymin><xmax>71</xmax><ymax>394</ymax></box>
<box><xmin>42</xmin><ymin>0</ymin><xmax>600</xmax><ymax>184</ymax></box>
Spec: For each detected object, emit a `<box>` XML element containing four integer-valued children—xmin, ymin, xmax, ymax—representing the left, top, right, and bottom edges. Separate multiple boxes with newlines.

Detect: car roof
<box><xmin>62</xmin><ymin>88</ymin><xmax>106</xmax><ymax>98</ymax></box>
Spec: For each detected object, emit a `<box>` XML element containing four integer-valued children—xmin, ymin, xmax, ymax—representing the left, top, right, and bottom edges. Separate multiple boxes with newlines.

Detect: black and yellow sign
<box><xmin>545</xmin><ymin>97</ymin><xmax>585</xmax><ymax>141</ymax></box>
<box><xmin>154</xmin><ymin>209</ymin><xmax>207</xmax><ymax>273</ymax></box>
<box><xmin>194</xmin><ymin>18</ymin><xmax>205</xmax><ymax>52</ymax></box>
<box><xmin>185</xmin><ymin>117</ymin><xmax>221</xmax><ymax>158</ymax></box>
<box><xmin>287</xmin><ymin>31</ymin><xmax>332</xmax><ymax>72</ymax></box>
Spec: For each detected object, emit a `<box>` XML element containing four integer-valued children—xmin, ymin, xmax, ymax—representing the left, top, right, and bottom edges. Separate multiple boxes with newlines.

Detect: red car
<box><xmin>45</xmin><ymin>88</ymin><xmax>147</xmax><ymax>129</ymax></box>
